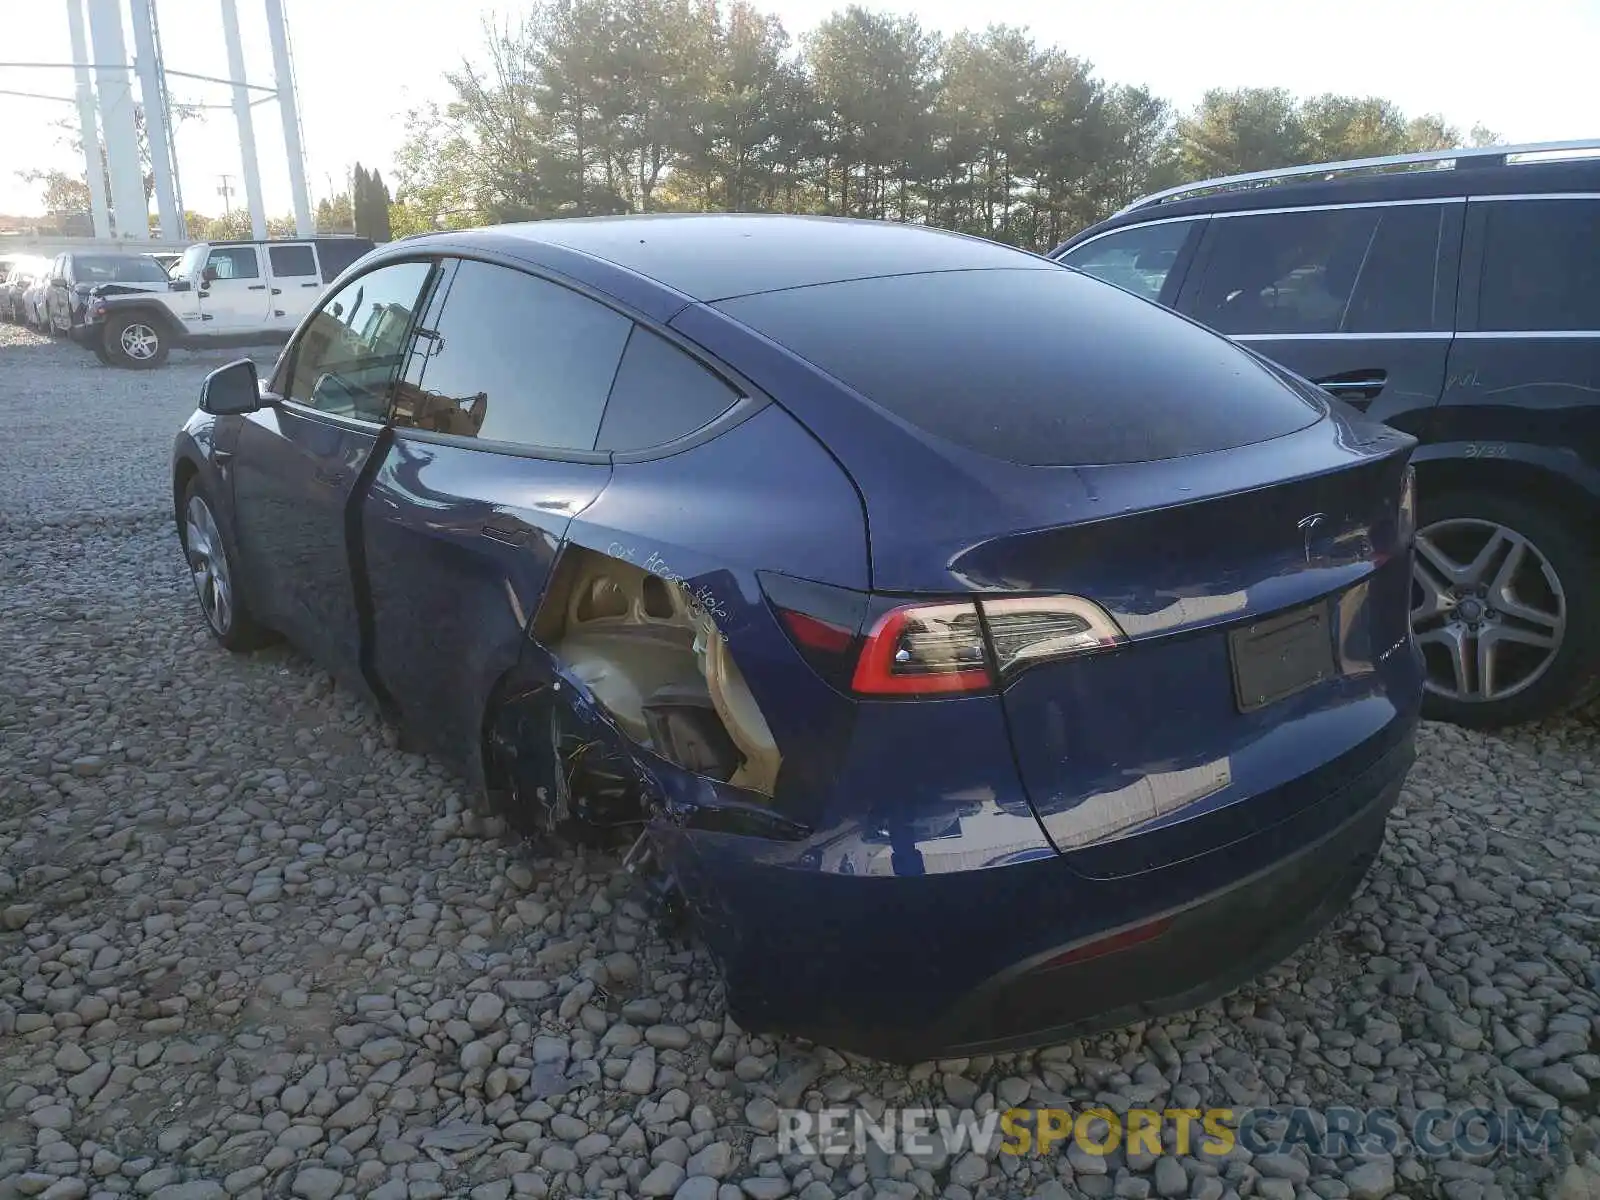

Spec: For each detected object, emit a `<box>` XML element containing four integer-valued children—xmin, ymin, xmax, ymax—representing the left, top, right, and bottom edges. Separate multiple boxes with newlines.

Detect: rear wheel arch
<box><xmin>1412</xmin><ymin>454</ymin><xmax>1600</xmax><ymax>530</ymax></box>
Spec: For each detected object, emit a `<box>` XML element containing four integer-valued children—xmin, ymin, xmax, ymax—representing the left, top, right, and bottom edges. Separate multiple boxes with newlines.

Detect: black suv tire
<box><xmin>1414</xmin><ymin>489</ymin><xmax>1599</xmax><ymax>728</ymax></box>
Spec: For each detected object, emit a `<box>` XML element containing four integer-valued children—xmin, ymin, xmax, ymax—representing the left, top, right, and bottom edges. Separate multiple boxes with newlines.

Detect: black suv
<box><xmin>1051</xmin><ymin>141</ymin><xmax>1600</xmax><ymax>729</ymax></box>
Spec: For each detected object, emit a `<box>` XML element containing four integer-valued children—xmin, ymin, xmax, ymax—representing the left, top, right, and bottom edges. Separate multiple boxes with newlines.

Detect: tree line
<box><xmin>389</xmin><ymin>0</ymin><xmax>1500</xmax><ymax>250</ymax></box>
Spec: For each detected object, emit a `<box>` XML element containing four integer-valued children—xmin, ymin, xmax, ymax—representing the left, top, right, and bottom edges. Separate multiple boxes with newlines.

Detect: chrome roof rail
<box><xmin>1117</xmin><ymin>137</ymin><xmax>1600</xmax><ymax>215</ymax></box>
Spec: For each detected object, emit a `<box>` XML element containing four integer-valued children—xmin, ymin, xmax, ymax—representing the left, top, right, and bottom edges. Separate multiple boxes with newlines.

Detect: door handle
<box><xmin>313</xmin><ymin>467</ymin><xmax>347</xmax><ymax>488</ymax></box>
<box><xmin>271</xmin><ymin>287</ymin><xmax>282</xmax><ymax>296</ymax></box>
<box><xmin>301</xmin><ymin>282</ymin><xmax>320</xmax><ymax>288</ymax></box>
<box><xmin>248</xmin><ymin>284</ymin><xmax>267</xmax><ymax>291</ymax></box>
<box><xmin>1315</xmin><ymin>369</ymin><xmax>1387</xmax><ymax>410</ymax></box>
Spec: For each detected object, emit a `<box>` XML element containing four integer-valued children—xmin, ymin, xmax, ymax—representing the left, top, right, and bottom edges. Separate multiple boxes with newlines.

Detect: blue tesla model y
<box><xmin>172</xmin><ymin>214</ymin><xmax>1422</xmax><ymax>1061</ymax></box>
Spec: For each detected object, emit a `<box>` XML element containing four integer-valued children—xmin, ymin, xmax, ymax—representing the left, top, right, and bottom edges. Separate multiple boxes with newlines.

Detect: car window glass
<box><xmin>268</xmin><ymin>244</ymin><xmax>317</xmax><ymax>278</ymax></box>
<box><xmin>71</xmin><ymin>255</ymin><xmax>169</xmax><ymax>284</ymax></box>
<box><xmin>1341</xmin><ymin>204</ymin><xmax>1443</xmax><ymax>333</ymax></box>
<box><xmin>286</xmin><ymin>260</ymin><xmax>432</xmax><ymax>421</ymax></box>
<box><xmin>1190</xmin><ymin>208</ymin><xmax>1383</xmax><ymax>336</ymax></box>
<box><xmin>1060</xmin><ymin>220</ymin><xmax>1196</xmax><ymax>302</ymax></box>
<box><xmin>177</xmin><ymin>244</ymin><xmax>206</xmax><ymax>279</ymax></box>
<box><xmin>596</xmin><ymin>327</ymin><xmax>741</xmax><ymax>451</ymax></box>
<box><xmin>1478</xmin><ymin>199</ymin><xmax>1600</xmax><ymax>332</ymax></box>
<box><xmin>391</xmin><ymin>259</ymin><xmax>631</xmax><ymax>450</ymax></box>
<box><xmin>207</xmin><ymin>247</ymin><xmax>261</xmax><ymax>281</ymax></box>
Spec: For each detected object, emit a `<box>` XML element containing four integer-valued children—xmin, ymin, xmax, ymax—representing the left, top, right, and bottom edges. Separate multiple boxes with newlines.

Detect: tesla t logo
<box><xmin>1296</xmin><ymin>513</ymin><xmax>1325</xmax><ymax>564</ymax></box>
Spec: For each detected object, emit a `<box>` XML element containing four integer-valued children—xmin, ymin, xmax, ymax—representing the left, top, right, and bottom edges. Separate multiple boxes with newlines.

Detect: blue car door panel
<box><xmin>228</xmin><ymin>257</ymin><xmax>437</xmax><ymax>698</ymax></box>
<box><xmin>363</xmin><ymin>257</ymin><xmax>630</xmax><ymax>771</ymax></box>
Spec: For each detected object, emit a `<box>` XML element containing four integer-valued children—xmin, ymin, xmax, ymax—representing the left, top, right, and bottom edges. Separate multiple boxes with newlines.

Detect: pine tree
<box><xmin>368</xmin><ymin>170</ymin><xmax>394</xmax><ymax>241</ymax></box>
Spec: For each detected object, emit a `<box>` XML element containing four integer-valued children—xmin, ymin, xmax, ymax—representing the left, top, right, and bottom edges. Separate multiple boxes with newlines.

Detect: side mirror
<box><xmin>170</xmin><ymin>279</ymin><xmax>191</xmax><ymax>292</ymax></box>
<box><xmin>200</xmin><ymin>358</ymin><xmax>262</xmax><ymax>416</ymax></box>
<box><xmin>201</xmin><ymin>265</ymin><xmax>219</xmax><ymax>284</ymax></box>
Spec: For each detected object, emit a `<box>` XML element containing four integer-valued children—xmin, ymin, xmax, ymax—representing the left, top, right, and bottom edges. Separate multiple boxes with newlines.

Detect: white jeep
<box><xmin>83</xmin><ymin>236</ymin><xmax>375</xmax><ymax>368</ymax></box>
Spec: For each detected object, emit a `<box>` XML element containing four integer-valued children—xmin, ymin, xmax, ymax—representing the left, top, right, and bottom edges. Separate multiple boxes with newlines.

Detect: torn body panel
<box><xmin>536</xmin><ymin>545</ymin><xmax>781</xmax><ymax>795</ymax></box>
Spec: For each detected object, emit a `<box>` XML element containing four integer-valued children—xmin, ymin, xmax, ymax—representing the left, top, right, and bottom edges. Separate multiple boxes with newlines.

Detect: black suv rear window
<box><xmin>715</xmin><ymin>267</ymin><xmax>1320</xmax><ymax>466</ymax></box>
<box><xmin>1478</xmin><ymin>198</ymin><xmax>1600</xmax><ymax>332</ymax></box>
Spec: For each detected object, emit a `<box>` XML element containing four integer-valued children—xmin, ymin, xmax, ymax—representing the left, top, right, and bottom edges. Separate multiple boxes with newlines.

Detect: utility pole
<box><xmin>217</xmin><ymin>174</ymin><xmax>235</xmax><ymax>215</ymax></box>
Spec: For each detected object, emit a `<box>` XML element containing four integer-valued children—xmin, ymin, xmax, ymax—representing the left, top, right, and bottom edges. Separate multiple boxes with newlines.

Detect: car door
<box><xmin>265</xmin><ymin>242</ymin><xmax>324</xmax><ymax>331</ymax></box>
<box><xmin>229</xmin><ymin>258</ymin><xmax>436</xmax><ymax>695</ymax></box>
<box><xmin>199</xmin><ymin>245</ymin><xmax>273</xmax><ymax>331</ymax></box>
<box><xmin>1444</xmin><ymin>195</ymin><xmax>1600</xmax><ymax>448</ymax></box>
<box><xmin>1173</xmin><ymin>200</ymin><xmax>1462</xmax><ymax>436</ymax></box>
<box><xmin>362</xmin><ymin>257</ymin><xmax>629</xmax><ymax>767</ymax></box>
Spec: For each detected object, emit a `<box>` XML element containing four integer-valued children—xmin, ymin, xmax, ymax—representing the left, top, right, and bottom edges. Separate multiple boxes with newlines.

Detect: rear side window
<box><xmin>1190</xmin><ymin>205</ymin><xmax>1440</xmax><ymax>336</ymax></box>
<box><xmin>391</xmin><ymin>259</ymin><xmax>631</xmax><ymax>450</ymax></box>
<box><xmin>268</xmin><ymin>244</ymin><xmax>317</xmax><ymax>278</ymax></box>
<box><xmin>715</xmin><ymin>267</ymin><xmax>1320</xmax><ymax>466</ymax></box>
<box><xmin>1477</xmin><ymin>199</ymin><xmax>1600</xmax><ymax>332</ymax></box>
<box><xmin>596</xmin><ymin>328</ymin><xmax>741</xmax><ymax>452</ymax></box>
<box><xmin>1059</xmin><ymin>219</ymin><xmax>1199</xmax><ymax>303</ymax></box>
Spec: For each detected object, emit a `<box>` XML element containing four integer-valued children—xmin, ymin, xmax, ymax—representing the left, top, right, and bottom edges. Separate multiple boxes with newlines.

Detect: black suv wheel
<box><xmin>1412</xmin><ymin>490</ymin><xmax>1599</xmax><ymax>728</ymax></box>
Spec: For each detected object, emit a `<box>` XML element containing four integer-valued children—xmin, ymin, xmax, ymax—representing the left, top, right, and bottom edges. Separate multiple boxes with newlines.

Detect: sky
<box><xmin>2</xmin><ymin>0</ymin><xmax>1596</xmax><ymax>220</ymax></box>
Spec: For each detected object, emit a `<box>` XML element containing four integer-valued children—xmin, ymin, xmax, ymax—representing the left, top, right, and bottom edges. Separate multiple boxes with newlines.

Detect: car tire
<box><xmin>106</xmin><ymin>313</ymin><xmax>168</xmax><ymax>368</ymax></box>
<box><xmin>1413</xmin><ymin>490</ymin><xmax>1599</xmax><ymax>729</ymax></box>
<box><xmin>179</xmin><ymin>477</ymin><xmax>274</xmax><ymax>652</ymax></box>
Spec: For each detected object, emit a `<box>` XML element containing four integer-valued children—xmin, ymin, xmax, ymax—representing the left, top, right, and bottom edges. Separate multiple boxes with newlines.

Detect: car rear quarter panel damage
<box><xmin>470</xmin><ymin>396</ymin><xmax>1066</xmax><ymax>1010</ymax></box>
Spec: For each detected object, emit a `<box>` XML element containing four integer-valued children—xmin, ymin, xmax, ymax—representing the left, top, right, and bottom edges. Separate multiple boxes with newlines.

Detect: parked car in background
<box><xmin>87</xmin><ymin>235</ymin><xmax>374</xmax><ymax>367</ymax></box>
<box><xmin>2</xmin><ymin>257</ymin><xmax>50</xmax><ymax>323</ymax></box>
<box><xmin>22</xmin><ymin>273</ymin><xmax>52</xmax><ymax>331</ymax></box>
<box><xmin>45</xmin><ymin>251</ymin><xmax>172</xmax><ymax>338</ymax></box>
<box><xmin>172</xmin><ymin>214</ymin><xmax>1421</xmax><ymax>1059</ymax></box>
<box><xmin>1052</xmin><ymin>139</ymin><xmax>1600</xmax><ymax>730</ymax></box>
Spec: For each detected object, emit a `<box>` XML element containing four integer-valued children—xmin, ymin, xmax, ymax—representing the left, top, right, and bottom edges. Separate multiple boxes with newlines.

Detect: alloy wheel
<box><xmin>1411</xmin><ymin>517</ymin><xmax>1566</xmax><ymax>704</ymax></box>
<box><xmin>185</xmin><ymin>494</ymin><xmax>233</xmax><ymax>636</ymax></box>
<box><xmin>120</xmin><ymin>322</ymin><xmax>160</xmax><ymax>361</ymax></box>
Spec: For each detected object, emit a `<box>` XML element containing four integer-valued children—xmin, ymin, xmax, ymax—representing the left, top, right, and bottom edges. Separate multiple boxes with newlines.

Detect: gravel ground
<box><xmin>3</xmin><ymin>321</ymin><xmax>1600</xmax><ymax>1200</ymax></box>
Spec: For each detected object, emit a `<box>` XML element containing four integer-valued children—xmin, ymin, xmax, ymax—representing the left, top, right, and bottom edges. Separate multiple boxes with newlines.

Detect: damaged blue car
<box><xmin>171</xmin><ymin>214</ymin><xmax>1423</xmax><ymax>1061</ymax></box>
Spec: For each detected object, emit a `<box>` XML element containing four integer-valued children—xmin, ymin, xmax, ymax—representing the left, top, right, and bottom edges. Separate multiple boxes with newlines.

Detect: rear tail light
<box><xmin>763</xmin><ymin>574</ymin><xmax>1127</xmax><ymax>698</ymax></box>
<box><xmin>982</xmin><ymin>596</ymin><xmax>1125</xmax><ymax>675</ymax></box>
<box><xmin>851</xmin><ymin>595</ymin><xmax>1125</xmax><ymax>696</ymax></box>
<box><xmin>852</xmin><ymin>601</ymin><xmax>991</xmax><ymax>695</ymax></box>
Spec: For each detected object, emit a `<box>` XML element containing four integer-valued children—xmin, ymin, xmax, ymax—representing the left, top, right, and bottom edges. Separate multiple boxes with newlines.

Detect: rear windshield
<box><xmin>714</xmin><ymin>267</ymin><xmax>1322</xmax><ymax>466</ymax></box>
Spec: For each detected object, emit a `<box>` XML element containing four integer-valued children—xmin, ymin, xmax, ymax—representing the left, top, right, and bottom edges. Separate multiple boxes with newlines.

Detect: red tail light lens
<box><xmin>851</xmin><ymin>601</ymin><xmax>992</xmax><ymax>695</ymax></box>
<box><xmin>779</xmin><ymin>608</ymin><xmax>855</xmax><ymax>654</ymax></box>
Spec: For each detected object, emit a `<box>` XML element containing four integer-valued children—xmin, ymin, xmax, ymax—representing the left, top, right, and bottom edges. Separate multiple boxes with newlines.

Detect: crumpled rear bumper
<box><xmin>653</xmin><ymin>722</ymin><xmax>1413</xmax><ymax>1063</ymax></box>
